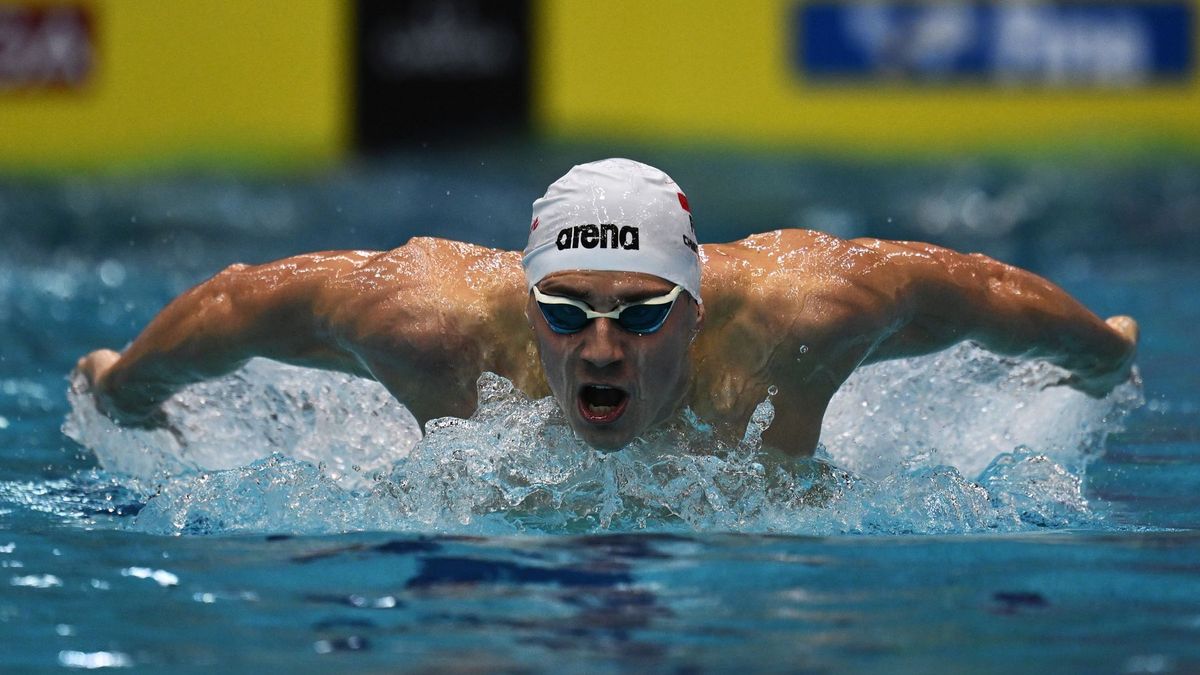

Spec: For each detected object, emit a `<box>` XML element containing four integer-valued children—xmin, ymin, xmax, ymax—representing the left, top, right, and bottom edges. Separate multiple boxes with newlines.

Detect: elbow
<box><xmin>216</xmin><ymin>262</ymin><xmax>250</xmax><ymax>280</ymax></box>
<box><xmin>204</xmin><ymin>263</ymin><xmax>250</xmax><ymax>298</ymax></box>
<box><xmin>958</xmin><ymin>253</ymin><xmax>1020</xmax><ymax>304</ymax></box>
<box><xmin>196</xmin><ymin>263</ymin><xmax>260</xmax><ymax>321</ymax></box>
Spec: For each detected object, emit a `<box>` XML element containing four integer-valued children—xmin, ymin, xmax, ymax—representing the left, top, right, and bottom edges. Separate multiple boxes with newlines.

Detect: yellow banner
<box><xmin>535</xmin><ymin>0</ymin><xmax>1200</xmax><ymax>155</ymax></box>
<box><xmin>0</xmin><ymin>1</ymin><xmax>349</xmax><ymax>172</ymax></box>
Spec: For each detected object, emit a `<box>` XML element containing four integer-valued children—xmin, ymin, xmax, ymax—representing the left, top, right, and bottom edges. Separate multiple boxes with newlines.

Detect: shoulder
<box><xmin>320</xmin><ymin>237</ymin><xmax>526</xmax><ymax>343</ymax></box>
<box><xmin>367</xmin><ymin>237</ymin><xmax>521</xmax><ymax>280</ymax></box>
<box><xmin>700</xmin><ymin>229</ymin><xmax>882</xmax><ymax>277</ymax></box>
<box><xmin>699</xmin><ymin>229</ymin><xmax>891</xmax><ymax>304</ymax></box>
<box><xmin>339</xmin><ymin>237</ymin><xmax>526</xmax><ymax>298</ymax></box>
<box><xmin>698</xmin><ymin>229</ymin><xmax>911</xmax><ymax>342</ymax></box>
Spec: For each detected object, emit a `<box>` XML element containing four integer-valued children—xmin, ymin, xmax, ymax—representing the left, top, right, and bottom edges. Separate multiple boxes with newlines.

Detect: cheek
<box><xmin>534</xmin><ymin>333</ymin><xmax>575</xmax><ymax>394</ymax></box>
<box><xmin>632</xmin><ymin>334</ymin><xmax>690</xmax><ymax>393</ymax></box>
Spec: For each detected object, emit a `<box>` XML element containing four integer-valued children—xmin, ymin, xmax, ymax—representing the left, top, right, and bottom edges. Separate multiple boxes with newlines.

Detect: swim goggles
<box><xmin>533</xmin><ymin>285</ymin><xmax>683</xmax><ymax>335</ymax></box>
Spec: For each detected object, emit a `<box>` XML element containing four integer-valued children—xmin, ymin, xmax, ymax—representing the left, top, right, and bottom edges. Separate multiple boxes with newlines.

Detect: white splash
<box><xmin>64</xmin><ymin>359</ymin><xmax>422</xmax><ymax>490</ymax></box>
<box><xmin>62</xmin><ymin>345</ymin><xmax>1142</xmax><ymax>536</ymax></box>
<box><xmin>821</xmin><ymin>342</ymin><xmax>1141</xmax><ymax>479</ymax></box>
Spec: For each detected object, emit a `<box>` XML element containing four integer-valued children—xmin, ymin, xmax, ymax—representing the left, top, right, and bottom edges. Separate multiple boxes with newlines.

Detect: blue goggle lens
<box><xmin>615</xmin><ymin>303</ymin><xmax>674</xmax><ymax>333</ymax></box>
<box><xmin>537</xmin><ymin>300</ymin><xmax>675</xmax><ymax>335</ymax></box>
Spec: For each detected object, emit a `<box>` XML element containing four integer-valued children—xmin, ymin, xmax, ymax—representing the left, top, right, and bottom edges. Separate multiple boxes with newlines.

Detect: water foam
<box><xmin>64</xmin><ymin>359</ymin><xmax>422</xmax><ymax>490</ymax></box>
<box><xmin>62</xmin><ymin>345</ymin><xmax>1142</xmax><ymax>536</ymax></box>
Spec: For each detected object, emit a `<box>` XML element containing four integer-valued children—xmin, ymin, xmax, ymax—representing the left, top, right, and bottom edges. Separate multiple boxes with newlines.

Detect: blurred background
<box><xmin>1</xmin><ymin>0</ymin><xmax>1197</xmax><ymax>259</ymax></box>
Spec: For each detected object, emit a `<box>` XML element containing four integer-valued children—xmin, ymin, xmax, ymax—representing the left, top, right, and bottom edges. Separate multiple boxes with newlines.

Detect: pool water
<box><xmin>2</xmin><ymin>150</ymin><xmax>1199</xmax><ymax>671</ymax></box>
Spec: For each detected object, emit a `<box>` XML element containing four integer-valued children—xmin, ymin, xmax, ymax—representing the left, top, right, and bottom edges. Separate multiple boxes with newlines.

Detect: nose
<box><xmin>579</xmin><ymin>318</ymin><xmax>625</xmax><ymax>369</ymax></box>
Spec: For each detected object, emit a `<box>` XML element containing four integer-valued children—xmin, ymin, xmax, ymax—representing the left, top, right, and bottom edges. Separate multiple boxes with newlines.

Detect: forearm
<box><xmin>958</xmin><ymin>256</ymin><xmax>1133</xmax><ymax>377</ymax></box>
<box><xmin>96</xmin><ymin>258</ymin><xmax>366</xmax><ymax>420</ymax></box>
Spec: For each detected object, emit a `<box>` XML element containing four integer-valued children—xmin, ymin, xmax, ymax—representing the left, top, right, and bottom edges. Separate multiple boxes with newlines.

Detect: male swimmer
<box><xmin>76</xmin><ymin>159</ymin><xmax>1138</xmax><ymax>455</ymax></box>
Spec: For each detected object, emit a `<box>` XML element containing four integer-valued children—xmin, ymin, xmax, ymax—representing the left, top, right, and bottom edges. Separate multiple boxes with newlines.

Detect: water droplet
<box><xmin>58</xmin><ymin>650</ymin><xmax>133</xmax><ymax>669</ymax></box>
<box><xmin>97</xmin><ymin>259</ymin><xmax>126</xmax><ymax>288</ymax></box>
<box><xmin>799</xmin><ymin>345</ymin><xmax>809</xmax><ymax>354</ymax></box>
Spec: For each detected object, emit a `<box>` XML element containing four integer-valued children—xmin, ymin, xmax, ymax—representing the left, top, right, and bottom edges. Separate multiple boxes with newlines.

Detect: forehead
<box><xmin>536</xmin><ymin>270</ymin><xmax>674</xmax><ymax>301</ymax></box>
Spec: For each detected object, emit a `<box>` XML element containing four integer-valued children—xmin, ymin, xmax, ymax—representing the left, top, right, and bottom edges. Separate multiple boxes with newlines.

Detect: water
<box><xmin>2</xmin><ymin>150</ymin><xmax>1199</xmax><ymax>671</ymax></box>
<box><xmin>57</xmin><ymin>348</ymin><xmax>1137</xmax><ymax>537</ymax></box>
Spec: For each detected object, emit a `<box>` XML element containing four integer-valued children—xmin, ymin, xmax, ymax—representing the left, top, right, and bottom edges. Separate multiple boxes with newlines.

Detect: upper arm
<box><xmin>95</xmin><ymin>249</ymin><xmax>381</xmax><ymax>419</ymax></box>
<box><xmin>846</xmin><ymin>239</ymin><xmax>991</xmax><ymax>363</ymax></box>
<box><xmin>717</xmin><ymin>232</ymin><xmax>993</xmax><ymax>384</ymax></box>
<box><xmin>194</xmin><ymin>250</ymin><xmax>380</xmax><ymax>376</ymax></box>
<box><xmin>849</xmin><ymin>238</ymin><xmax>1123</xmax><ymax>369</ymax></box>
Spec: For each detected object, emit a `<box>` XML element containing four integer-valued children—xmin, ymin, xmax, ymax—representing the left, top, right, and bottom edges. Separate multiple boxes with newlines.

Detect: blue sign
<box><xmin>797</xmin><ymin>1</ymin><xmax>1194</xmax><ymax>86</ymax></box>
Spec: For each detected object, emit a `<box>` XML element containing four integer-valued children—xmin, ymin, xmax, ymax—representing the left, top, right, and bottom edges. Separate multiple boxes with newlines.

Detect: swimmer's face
<box><xmin>526</xmin><ymin>271</ymin><xmax>703</xmax><ymax>451</ymax></box>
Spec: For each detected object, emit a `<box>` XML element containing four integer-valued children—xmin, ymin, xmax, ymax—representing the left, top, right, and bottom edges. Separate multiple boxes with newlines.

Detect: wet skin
<box><xmin>76</xmin><ymin>229</ymin><xmax>1139</xmax><ymax>456</ymax></box>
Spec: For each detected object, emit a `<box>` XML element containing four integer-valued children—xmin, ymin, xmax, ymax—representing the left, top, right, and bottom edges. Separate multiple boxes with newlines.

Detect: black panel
<box><xmin>354</xmin><ymin>0</ymin><xmax>531</xmax><ymax>151</ymax></box>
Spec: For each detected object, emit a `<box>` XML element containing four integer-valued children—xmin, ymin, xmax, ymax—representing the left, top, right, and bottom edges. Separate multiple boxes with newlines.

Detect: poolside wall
<box><xmin>0</xmin><ymin>0</ymin><xmax>1197</xmax><ymax>171</ymax></box>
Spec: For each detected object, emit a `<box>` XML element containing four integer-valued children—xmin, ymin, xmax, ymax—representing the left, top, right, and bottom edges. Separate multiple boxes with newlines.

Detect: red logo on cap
<box><xmin>530</xmin><ymin>217</ymin><xmax>539</xmax><ymax>232</ymax></box>
<box><xmin>677</xmin><ymin>192</ymin><xmax>690</xmax><ymax>213</ymax></box>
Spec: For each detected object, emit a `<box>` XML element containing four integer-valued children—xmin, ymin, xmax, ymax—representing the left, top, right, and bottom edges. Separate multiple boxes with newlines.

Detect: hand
<box><xmin>74</xmin><ymin>349</ymin><xmax>121</xmax><ymax>392</ymax></box>
<box><xmin>1054</xmin><ymin>315</ymin><xmax>1139</xmax><ymax>398</ymax></box>
<box><xmin>72</xmin><ymin>349</ymin><xmax>169</xmax><ymax>428</ymax></box>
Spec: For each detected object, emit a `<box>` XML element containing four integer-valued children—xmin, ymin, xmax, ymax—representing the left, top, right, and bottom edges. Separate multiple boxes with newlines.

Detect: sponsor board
<box><xmin>799</xmin><ymin>1</ymin><xmax>1193</xmax><ymax>87</ymax></box>
<box><xmin>536</xmin><ymin>0</ymin><xmax>1200</xmax><ymax>153</ymax></box>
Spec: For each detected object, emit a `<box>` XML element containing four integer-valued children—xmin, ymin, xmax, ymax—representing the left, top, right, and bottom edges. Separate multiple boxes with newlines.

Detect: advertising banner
<box><xmin>0</xmin><ymin>1</ymin><xmax>347</xmax><ymax>171</ymax></box>
<box><xmin>799</xmin><ymin>1</ymin><xmax>1193</xmax><ymax>86</ymax></box>
<box><xmin>537</xmin><ymin>0</ymin><xmax>1200</xmax><ymax>154</ymax></box>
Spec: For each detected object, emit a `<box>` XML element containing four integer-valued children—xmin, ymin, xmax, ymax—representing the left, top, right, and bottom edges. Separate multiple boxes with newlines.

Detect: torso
<box><xmin>338</xmin><ymin>230</ymin><xmax>895</xmax><ymax>456</ymax></box>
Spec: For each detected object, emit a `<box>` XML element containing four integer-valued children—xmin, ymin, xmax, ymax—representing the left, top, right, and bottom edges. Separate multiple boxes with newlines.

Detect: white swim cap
<box><xmin>523</xmin><ymin>158</ymin><xmax>701</xmax><ymax>302</ymax></box>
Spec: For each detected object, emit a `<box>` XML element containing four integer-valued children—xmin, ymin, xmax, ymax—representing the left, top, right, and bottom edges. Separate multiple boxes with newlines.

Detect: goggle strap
<box><xmin>531</xmin><ymin>285</ymin><xmax>682</xmax><ymax>320</ymax></box>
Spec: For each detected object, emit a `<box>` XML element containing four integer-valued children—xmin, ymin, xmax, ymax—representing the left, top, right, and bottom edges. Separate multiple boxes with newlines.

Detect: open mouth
<box><xmin>577</xmin><ymin>385</ymin><xmax>630</xmax><ymax>424</ymax></box>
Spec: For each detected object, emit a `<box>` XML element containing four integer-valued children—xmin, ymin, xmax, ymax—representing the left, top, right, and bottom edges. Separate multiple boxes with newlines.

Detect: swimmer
<box><xmin>75</xmin><ymin>159</ymin><xmax>1138</xmax><ymax>455</ymax></box>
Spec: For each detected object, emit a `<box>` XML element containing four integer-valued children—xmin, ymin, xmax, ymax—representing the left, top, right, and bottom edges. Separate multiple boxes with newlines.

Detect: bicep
<box><xmin>855</xmin><ymin>239</ymin><xmax>1113</xmax><ymax>366</ymax></box>
<box><xmin>849</xmin><ymin>240</ymin><xmax>993</xmax><ymax>364</ymax></box>
<box><xmin>200</xmin><ymin>250</ymin><xmax>380</xmax><ymax>376</ymax></box>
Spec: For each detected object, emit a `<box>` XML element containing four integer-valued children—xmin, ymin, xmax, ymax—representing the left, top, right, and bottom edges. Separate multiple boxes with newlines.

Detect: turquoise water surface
<box><xmin>2</xmin><ymin>150</ymin><xmax>1198</xmax><ymax>671</ymax></box>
